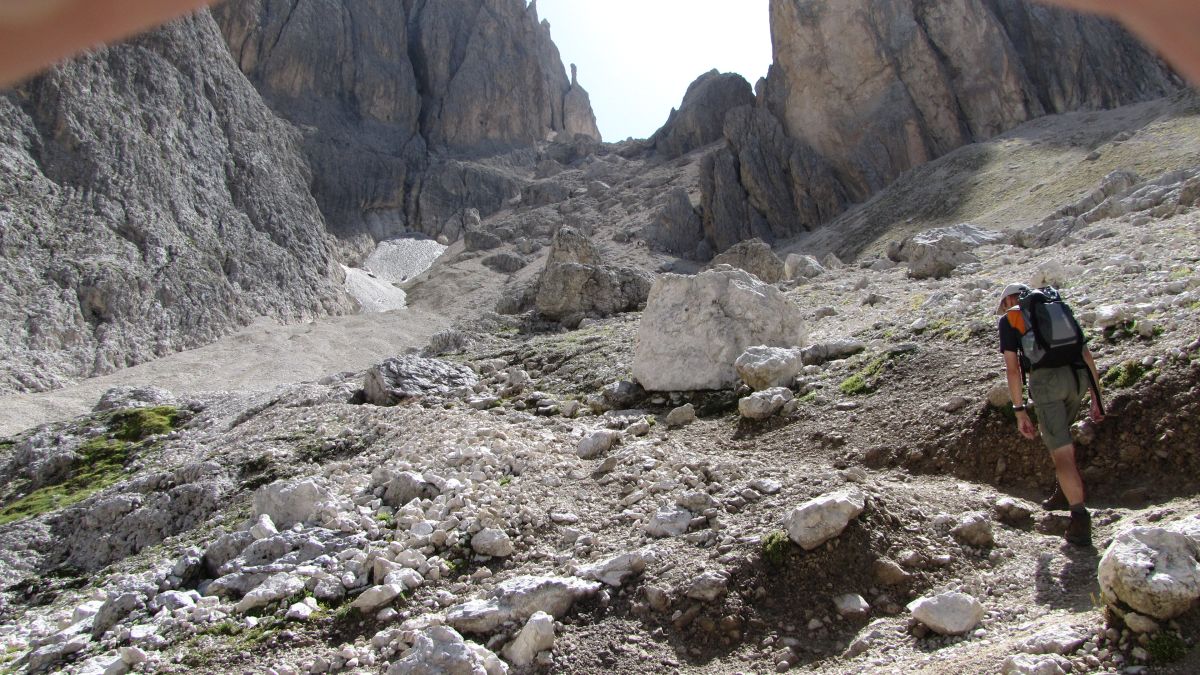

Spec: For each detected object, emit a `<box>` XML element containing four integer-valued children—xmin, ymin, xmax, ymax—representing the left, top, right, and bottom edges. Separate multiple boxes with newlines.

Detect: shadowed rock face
<box><xmin>0</xmin><ymin>13</ymin><xmax>353</xmax><ymax>395</ymax></box>
<box><xmin>650</xmin><ymin>70</ymin><xmax>755</xmax><ymax>160</ymax></box>
<box><xmin>765</xmin><ymin>0</ymin><xmax>1179</xmax><ymax>201</ymax></box>
<box><xmin>213</xmin><ymin>0</ymin><xmax>601</xmax><ymax>251</ymax></box>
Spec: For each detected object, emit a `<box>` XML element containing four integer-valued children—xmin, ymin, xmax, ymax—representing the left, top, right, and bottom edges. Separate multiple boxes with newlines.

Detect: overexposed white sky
<box><xmin>535</xmin><ymin>0</ymin><xmax>772</xmax><ymax>142</ymax></box>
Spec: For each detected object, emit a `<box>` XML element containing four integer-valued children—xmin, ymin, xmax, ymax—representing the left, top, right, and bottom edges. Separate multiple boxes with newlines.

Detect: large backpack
<box><xmin>1005</xmin><ymin>286</ymin><xmax>1105</xmax><ymax>415</ymax></box>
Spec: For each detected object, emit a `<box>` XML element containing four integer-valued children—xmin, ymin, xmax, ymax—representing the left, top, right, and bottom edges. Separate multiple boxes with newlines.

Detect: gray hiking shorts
<box><xmin>1028</xmin><ymin>365</ymin><xmax>1089</xmax><ymax>451</ymax></box>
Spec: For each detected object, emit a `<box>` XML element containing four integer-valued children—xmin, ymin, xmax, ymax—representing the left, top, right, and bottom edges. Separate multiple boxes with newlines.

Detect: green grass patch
<box><xmin>839</xmin><ymin>352</ymin><xmax>901</xmax><ymax>396</ymax></box>
<box><xmin>0</xmin><ymin>438</ymin><xmax>130</xmax><ymax>525</ymax></box>
<box><xmin>1169</xmin><ymin>266</ymin><xmax>1193</xmax><ymax>280</ymax></box>
<box><xmin>1146</xmin><ymin>631</ymin><xmax>1188</xmax><ymax>663</ymax></box>
<box><xmin>762</xmin><ymin>530</ymin><xmax>791</xmax><ymax>566</ymax></box>
<box><xmin>109</xmin><ymin>406</ymin><xmax>180</xmax><ymax>441</ymax></box>
<box><xmin>1101</xmin><ymin>360</ymin><xmax>1154</xmax><ymax>389</ymax></box>
<box><xmin>839</xmin><ymin>374</ymin><xmax>870</xmax><ymax>396</ymax></box>
<box><xmin>796</xmin><ymin>391</ymin><xmax>817</xmax><ymax>404</ymax></box>
<box><xmin>0</xmin><ymin>406</ymin><xmax>181</xmax><ymax>526</ymax></box>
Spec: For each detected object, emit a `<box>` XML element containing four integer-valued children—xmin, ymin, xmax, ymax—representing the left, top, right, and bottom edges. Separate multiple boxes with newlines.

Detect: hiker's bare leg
<box><xmin>1049</xmin><ymin>443</ymin><xmax>1085</xmax><ymax>505</ymax></box>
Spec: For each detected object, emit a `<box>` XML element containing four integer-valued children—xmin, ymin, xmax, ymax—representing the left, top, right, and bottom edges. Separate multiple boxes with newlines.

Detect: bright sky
<box><xmin>534</xmin><ymin>0</ymin><xmax>772</xmax><ymax>142</ymax></box>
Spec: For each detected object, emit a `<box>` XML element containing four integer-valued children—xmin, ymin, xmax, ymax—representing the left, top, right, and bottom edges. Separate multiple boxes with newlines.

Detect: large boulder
<box><xmin>535</xmin><ymin>263</ymin><xmax>653</xmax><ymax>328</ymax></box>
<box><xmin>252</xmin><ymin>479</ymin><xmax>336</xmax><ymax>530</ymax></box>
<box><xmin>235</xmin><ymin>573</ymin><xmax>305</xmax><ymax>613</ymax></box>
<box><xmin>784</xmin><ymin>254</ymin><xmax>826</xmax><ymax>280</ymax></box>
<box><xmin>536</xmin><ymin>225</ymin><xmax>653</xmax><ymax>327</ymax></box>
<box><xmin>545</xmin><ymin>226</ymin><xmax>601</xmax><ymax>267</ymax></box>
<box><xmin>886</xmin><ymin>224</ymin><xmax>1005</xmax><ymax>279</ymax></box>
<box><xmin>363</xmin><ymin>356</ymin><xmax>478</xmax><ymax>405</ymax></box>
<box><xmin>1098</xmin><ymin>524</ymin><xmax>1200</xmax><ymax>619</ymax></box>
<box><xmin>708</xmin><ymin>238</ymin><xmax>786</xmax><ymax>283</ymax></box>
<box><xmin>646</xmin><ymin>188</ymin><xmax>704</xmax><ymax>258</ymax></box>
<box><xmin>633</xmin><ymin>267</ymin><xmax>806</xmax><ymax>391</ymax></box>
<box><xmin>649</xmin><ymin>70</ymin><xmax>755</xmax><ymax>159</ymax></box>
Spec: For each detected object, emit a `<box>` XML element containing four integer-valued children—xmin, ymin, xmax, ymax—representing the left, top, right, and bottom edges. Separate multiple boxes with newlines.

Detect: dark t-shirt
<box><xmin>997</xmin><ymin>314</ymin><xmax>1022</xmax><ymax>354</ymax></box>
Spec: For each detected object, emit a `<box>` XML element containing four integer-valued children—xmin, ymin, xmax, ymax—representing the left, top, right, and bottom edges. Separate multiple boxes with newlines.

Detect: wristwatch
<box><xmin>1012</xmin><ymin>403</ymin><xmax>1026</xmax><ymax>412</ymax></box>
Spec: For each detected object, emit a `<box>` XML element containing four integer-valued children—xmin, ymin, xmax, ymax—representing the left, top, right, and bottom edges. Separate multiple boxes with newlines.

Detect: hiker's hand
<box><xmin>1016</xmin><ymin>412</ymin><xmax>1038</xmax><ymax>439</ymax></box>
<box><xmin>1089</xmin><ymin>399</ymin><xmax>1105</xmax><ymax>423</ymax></box>
<box><xmin>0</xmin><ymin>0</ymin><xmax>215</xmax><ymax>87</ymax></box>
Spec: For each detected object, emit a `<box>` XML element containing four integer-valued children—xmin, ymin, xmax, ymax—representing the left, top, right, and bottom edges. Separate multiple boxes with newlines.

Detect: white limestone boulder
<box><xmin>632</xmin><ymin>267</ymin><xmax>806</xmax><ymax>391</ymax></box>
<box><xmin>234</xmin><ymin>572</ymin><xmax>305</xmax><ymax>613</ymax></box>
<box><xmin>886</xmin><ymin>223</ymin><xmax>1004</xmax><ymax>279</ymax></box>
<box><xmin>445</xmin><ymin>576</ymin><xmax>601</xmax><ymax>634</ymax></box>
<box><xmin>784</xmin><ymin>253</ymin><xmax>826</xmax><ymax>280</ymax></box>
<box><xmin>646</xmin><ymin>505</ymin><xmax>693</xmax><ymax>538</ymax></box>
<box><xmin>388</xmin><ymin>625</ymin><xmax>508</xmax><ymax>675</ymax></box>
<box><xmin>352</xmin><ymin>584</ymin><xmax>405</xmax><ymax>613</ymax></box>
<box><xmin>471</xmin><ymin>529</ymin><xmax>515</xmax><ymax>557</ymax></box>
<box><xmin>381</xmin><ymin>471</ymin><xmax>441</xmax><ymax>508</ymax></box>
<box><xmin>738</xmin><ymin>386</ymin><xmax>794</xmax><ymax>420</ymax></box>
<box><xmin>735</xmin><ymin>345</ymin><xmax>804</xmax><ymax>391</ymax></box>
<box><xmin>1019</xmin><ymin>625</ymin><xmax>1086</xmax><ymax>655</ymax></box>
<box><xmin>576</xmin><ymin>550</ymin><xmax>654</xmax><ymax>587</ymax></box>
<box><xmin>250</xmin><ymin>514</ymin><xmax>278</xmax><ymax>540</ymax></box>
<box><xmin>1098</xmin><ymin>525</ymin><xmax>1200</xmax><ymax>619</ymax></box>
<box><xmin>907</xmin><ymin>591</ymin><xmax>985</xmax><ymax>635</ymax></box>
<box><xmin>502</xmin><ymin>611</ymin><xmax>555</xmax><ymax>667</ymax></box>
<box><xmin>1003</xmin><ymin>654</ymin><xmax>1072</xmax><ymax>675</ymax></box>
<box><xmin>834</xmin><ymin>593</ymin><xmax>870</xmax><ymax>619</ymax></box>
<box><xmin>784</xmin><ymin>489</ymin><xmax>865</xmax><ymax>550</ymax></box>
<box><xmin>576</xmin><ymin>429</ymin><xmax>621</xmax><ymax>459</ymax></box>
<box><xmin>252</xmin><ymin>479</ymin><xmax>335</xmax><ymax>529</ymax></box>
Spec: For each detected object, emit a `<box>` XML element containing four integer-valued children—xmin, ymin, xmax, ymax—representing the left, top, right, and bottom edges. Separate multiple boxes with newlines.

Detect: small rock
<box><xmin>833</xmin><ymin>593</ymin><xmax>870</xmax><ymax>619</ymax></box>
<box><xmin>663</xmin><ymin>403</ymin><xmax>697</xmax><ymax>428</ymax></box>
<box><xmin>577</xmin><ymin>430</ymin><xmax>621</xmax><ymax>459</ymax></box>
<box><xmin>907</xmin><ymin>591</ymin><xmax>984</xmax><ymax>636</ymax></box>
<box><xmin>685</xmin><ymin>571</ymin><xmax>729</xmax><ymax>602</ymax></box>
<box><xmin>471</xmin><ymin>529</ymin><xmax>515</xmax><ymax>557</ymax></box>
<box><xmin>951</xmin><ymin>512</ymin><xmax>994</xmax><ymax>547</ymax></box>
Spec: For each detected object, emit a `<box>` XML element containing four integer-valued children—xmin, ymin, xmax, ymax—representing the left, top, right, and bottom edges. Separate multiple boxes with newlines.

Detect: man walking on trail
<box><xmin>997</xmin><ymin>283</ymin><xmax>1104</xmax><ymax>547</ymax></box>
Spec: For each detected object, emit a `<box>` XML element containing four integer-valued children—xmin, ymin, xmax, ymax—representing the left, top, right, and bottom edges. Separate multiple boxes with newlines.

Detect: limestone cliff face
<box><xmin>213</xmin><ymin>0</ymin><xmax>601</xmax><ymax>251</ymax></box>
<box><xmin>765</xmin><ymin>0</ymin><xmax>1179</xmax><ymax>200</ymax></box>
<box><xmin>698</xmin><ymin>0</ymin><xmax>1179</xmax><ymax>254</ymax></box>
<box><xmin>0</xmin><ymin>13</ymin><xmax>353</xmax><ymax>394</ymax></box>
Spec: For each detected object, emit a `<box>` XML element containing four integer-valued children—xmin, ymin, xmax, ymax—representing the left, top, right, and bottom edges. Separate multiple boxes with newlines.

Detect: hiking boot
<box><xmin>1041</xmin><ymin>484</ymin><xmax>1069</xmax><ymax>512</ymax></box>
<box><xmin>1066</xmin><ymin>509</ymin><xmax>1092</xmax><ymax>547</ymax></box>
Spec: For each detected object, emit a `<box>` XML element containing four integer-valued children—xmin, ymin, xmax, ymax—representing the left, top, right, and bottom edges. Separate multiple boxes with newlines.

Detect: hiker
<box><xmin>997</xmin><ymin>283</ymin><xmax>1104</xmax><ymax>546</ymax></box>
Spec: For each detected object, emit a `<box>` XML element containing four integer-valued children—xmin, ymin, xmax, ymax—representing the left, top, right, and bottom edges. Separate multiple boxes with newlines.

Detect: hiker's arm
<box><xmin>0</xmin><ymin>0</ymin><xmax>217</xmax><ymax>87</ymax></box>
<box><xmin>1003</xmin><ymin>351</ymin><xmax>1037</xmax><ymax>439</ymax></box>
<box><xmin>1081</xmin><ymin>345</ymin><xmax>1105</xmax><ymax>422</ymax></box>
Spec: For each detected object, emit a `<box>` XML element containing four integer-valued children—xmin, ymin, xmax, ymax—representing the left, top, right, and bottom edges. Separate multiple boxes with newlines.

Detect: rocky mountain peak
<box><xmin>212</xmin><ymin>0</ymin><xmax>600</xmax><ymax>255</ymax></box>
